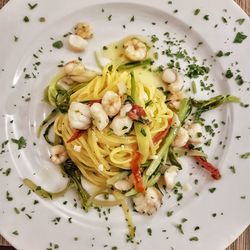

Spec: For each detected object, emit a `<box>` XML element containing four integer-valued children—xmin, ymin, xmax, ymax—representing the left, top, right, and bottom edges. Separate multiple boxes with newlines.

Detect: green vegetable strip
<box><xmin>146</xmin><ymin>172</ymin><xmax>161</xmax><ymax>187</ymax></box>
<box><xmin>125</xmin><ymin>188</ymin><xmax>137</xmax><ymax>197</ymax></box>
<box><xmin>192</xmin><ymin>95</ymin><xmax>240</xmax><ymax>121</ymax></box>
<box><xmin>47</xmin><ymin>71</ymin><xmax>65</xmax><ymax>106</ymax></box>
<box><xmin>131</xmin><ymin>72</ymin><xmax>150</xmax><ymax>163</ymax></box>
<box><xmin>118</xmin><ymin>58</ymin><xmax>153</xmax><ymax>70</ymax></box>
<box><xmin>191</xmin><ymin>81</ymin><xmax>197</xmax><ymax>94</ymax></box>
<box><xmin>168</xmin><ymin>147</ymin><xmax>182</xmax><ymax>170</ymax></box>
<box><xmin>62</xmin><ymin>159</ymin><xmax>90</xmax><ymax>212</ymax></box>
<box><xmin>146</xmin><ymin>98</ymin><xmax>191</xmax><ymax>176</ymax></box>
<box><xmin>43</xmin><ymin>122</ymin><xmax>55</xmax><ymax>145</ymax></box>
<box><xmin>37</xmin><ymin>109</ymin><xmax>58</xmax><ymax>137</ymax></box>
<box><xmin>23</xmin><ymin>178</ymin><xmax>70</xmax><ymax>199</ymax></box>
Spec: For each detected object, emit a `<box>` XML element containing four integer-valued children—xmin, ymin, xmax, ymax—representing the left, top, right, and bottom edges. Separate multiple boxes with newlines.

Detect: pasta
<box><xmin>28</xmin><ymin>33</ymin><xmax>239</xmax><ymax>239</ymax></box>
<box><xmin>54</xmin><ymin>64</ymin><xmax>173</xmax><ymax>187</ymax></box>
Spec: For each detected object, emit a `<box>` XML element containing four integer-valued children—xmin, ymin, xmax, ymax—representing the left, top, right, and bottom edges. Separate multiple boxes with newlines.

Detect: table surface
<box><xmin>0</xmin><ymin>0</ymin><xmax>249</xmax><ymax>249</ymax></box>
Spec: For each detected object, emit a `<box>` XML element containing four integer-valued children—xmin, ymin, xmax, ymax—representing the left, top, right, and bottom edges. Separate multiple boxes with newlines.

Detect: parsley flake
<box><xmin>189</xmin><ymin>236</ymin><xmax>199</xmax><ymax>241</ymax></box>
<box><xmin>236</xmin><ymin>18</ymin><xmax>245</xmax><ymax>25</ymax></box>
<box><xmin>233</xmin><ymin>32</ymin><xmax>247</xmax><ymax>43</ymax></box>
<box><xmin>194</xmin><ymin>9</ymin><xmax>200</xmax><ymax>16</ymax></box>
<box><xmin>23</xmin><ymin>16</ymin><xmax>29</xmax><ymax>22</ymax></box>
<box><xmin>11</xmin><ymin>136</ymin><xmax>27</xmax><ymax>149</ymax></box>
<box><xmin>28</xmin><ymin>3</ymin><xmax>38</xmax><ymax>10</ymax></box>
<box><xmin>52</xmin><ymin>41</ymin><xmax>63</xmax><ymax>49</ymax></box>
<box><xmin>203</xmin><ymin>15</ymin><xmax>209</xmax><ymax>21</ymax></box>
<box><xmin>225</xmin><ymin>69</ymin><xmax>233</xmax><ymax>79</ymax></box>
<box><xmin>229</xmin><ymin>166</ymin><xmax>236</xmax><ymax>174</ymax></box>
<box><xmin>209</xmin><ymin>188</ymin><xmax>216</xmax><ymax>193</ymax></box>
<box><xmin>240</xmin><ymin>152</ymin><xmax>250</xmax><ymax>159</ymax></box>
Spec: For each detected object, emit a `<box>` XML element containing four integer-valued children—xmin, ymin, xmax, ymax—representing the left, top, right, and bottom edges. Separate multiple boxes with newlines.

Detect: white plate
<box><xmin>0</xmin><ymin>0</ymin><xmax>250</xmax><ymax>249</ymax></box>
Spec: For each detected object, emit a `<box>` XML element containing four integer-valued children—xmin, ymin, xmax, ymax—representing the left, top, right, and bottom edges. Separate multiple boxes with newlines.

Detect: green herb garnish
<box><xmin>52</xmin><ymin>40</ymin><xmax>63</xmax><ymax>49</ymax></box>
<box><xmin>233</xmin><ymin>32</ymin><xmax>247</xmax><ymax>43</ymax></box>
<box><xmin>11</xmin><ymin>136</ymin><xmax>27</xmax><ymax>149</ymax></box>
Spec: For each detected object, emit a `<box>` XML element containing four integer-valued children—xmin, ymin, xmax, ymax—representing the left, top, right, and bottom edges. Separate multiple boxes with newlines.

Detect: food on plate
<box><xmin>25</xmin><ymin>30</ymin><xmax>240</xmax><ymax>238</ymax></box>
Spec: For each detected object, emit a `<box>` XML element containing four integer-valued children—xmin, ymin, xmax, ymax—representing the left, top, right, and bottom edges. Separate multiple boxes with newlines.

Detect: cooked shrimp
<box><xmin>114</xmin><ymin>176</ymin><xmax>133</xmax><ymax>191</ymax></box>
<box><xmin>172</xmin><ymin>127</ymin><xmax>189</xmax><ymax>148</ymax></box>
<box><xmin>162</xmin><ymin>68</ymin><xmax>183</xmax><ymax>93</ymax></box>
<box><xmin>164</xmin><ymin>165</ymin><xmax>179</xmax><ymax>189</ymax></box>
<box><xmin>133</xmin><ymin>187</ymin><xmax>163</xmax><ymax>215</ymax></box>
<box><xmin>90</xmin><ymin>103</ymin><xmax>109</xmax><ymax>131</ymax></box>
<box><xmin>50</xmin><ymin>145</ymin><xmax>68</xmax><ymax>165</ymax></box>
<box><xmin>187</xmin><ymin>123</ymin><xmax>203</xmax><ymax>144</ymax></box>
<box><xmin>101</xmin><ymin>91</ymin><xmax>122</xmax><ymax>117</ymax></box>
<box><xmin>74</xmin><ymin>22</ymin><xmax>93</xmax><ymax>39</ymax></box>
<box><xmin>123</xmin><ymin>38</ymin><xmax>147</xmax><ymax>61</ymax></box>
<box><xmin>110</xmin><ymin>115</ymin><xmax>133</xmax><ymax>136</ymax></box>
<box><xmin>63</xmin><ymin>61</ymin><xmax>96</xmax><ymax>84</ymax></box>
<box><xmin>68</xmin><ymin>102</ymin><xmax>91</xmax><ymax>130</ymax></box>
<box><xmin>119</xmin><ymin>103</ymin><xmax>132</xmax><ymax>117</ymax></box>
<box><xmin>68</xmin><ymin>34</ymin><xmax>88</xmax><ymax>52</ymax></box>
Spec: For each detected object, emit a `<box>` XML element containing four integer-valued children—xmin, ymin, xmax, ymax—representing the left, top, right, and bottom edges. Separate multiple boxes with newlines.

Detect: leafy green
<box><xmin>194</xmin><ymin>9</ymin><xmax>200</xmax><ymax>15</ymax></box>
<box><xmin>11</xmin><ymin>136</ymin><xmax>27</xmax><ymax>149</ymax></box>
<box><xmin>62</xmin><ymin>159</ymin><xmax>90</xmax><ymax>211</ymax></box>
<box><xmin>225</xmin><ymin>69</ymin><xmax>233</xmax><ymax>78</ymax></box>
<box><xmin>186</xmin><ymin>64</ymin><xmax>209</xmax><ymax>78</ymax></box>
<box><xmin>146</xmin><ymin>99</ymin><xmax>192</xmax><ymax>176</ymax></box>
<box><xmin>169</xmin><ymin>147</ymin><xmax>182</xmax><ymax>170</ymax></box>
<box><xmin>43</xmin><ymin>122</ymin><xmax>56</xmax><ymax>145</ymax></box>
<box><xmin>37</xmin><ymin>109</ymin><xmax>58</xmax><ymax>137</ymax></box>
<box><xmin>52</xmin><ymin>40</ymin><xmax>63</xmax><ymax>49</ymax></box>
<box><xmin>55</xmin><ymin>89</ymin><xmax>70</xmax><ymax>113</ymax></box>
<box><xmin>240</xmin><ymin>152</ymin><xmax>250</xmax><ymax>159</ymax></box>
<box><xmin>118</xmin><ymin>58</ymin><xmax>153</xmax><ymax>70</ymax></box>
<box><xmin>233</xmin><ymin>32</ymin><xmax>247</xmax><ymax>43</ymax></box>
<box><xmin>192</xmin><ymin>95</ymin><xmax>240</xmax><ymax>122</ymax></box>
<box><xmin>236</xmin><ymin>18</ymin><xmax>245</xmax><ymax>25</ymax></box>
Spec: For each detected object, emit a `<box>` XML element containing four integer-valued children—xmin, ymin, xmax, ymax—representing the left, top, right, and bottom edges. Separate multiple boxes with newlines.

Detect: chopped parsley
<box><xmin>221</xmin><ymin>17</ymin><xmax>227</xmax><ymax>23</ymax></box>
<box><xmin>130</xmin><ymin>16</ymin><xmax>135</xmax><ymax>22</ymax></box>
<box><xmin>189</xmin><ymin>236</ymin><xmax>199</xmax><ymax>241</ymax></box>
<box><xmin>216</xmin><ymin>50</ymin><xmax>231</xmax><ymax>57</ymax></box>
<box><xmin>11</xmin><ymin>136</ymin><xmax>27</xmax><ymax>149</ymax></box>
<box><xmin>52</xmin><ymin>40</ymin><xmax>63</xmax><ymax>49</ymax></box>
<box><xmin>194</xmin><ymin>9</ymin><xmax>200</xmax><ymax>16</ymax></box>
<box><xmin>186</xmin><ymin>64</ymin><xmax>209</xmax><ymax>78</ymax></box>
<box><xmin>28</xmin><ymin>3</ymin><xmax>38</xmax><ymax>9</ymax></box>
<box><xmin>235</xmin><ymin>75</ymin><xmax>244</xmax><ymax>85</ymax></box>
<box><xmin>209</xmin><ymin>188</ymin><xmax>216</xmax><ymax>193</ymax></box>
<box><xmin>12</xmin><ymin>230</ymin><xmax>19</xmax><ymax>235</ymax></box>
<box><xmin>229</xmin><ymin>166</ymin><xmax>236</xmax><ymax>174</ymax></box>
<box><xmin>151</xmin><ymin>34</ymin><xmax>159</xmax><ymax>43</ymax></box>
<box><xmin>225</xmin><ymin>69</ymin><xmax>233</xmax><ymax>79</ymax></box>
<box><xmin>6</xmin><ymin>191</ymin><xmax>13</xmax><ymax>201</ymax></box>
<box><xmin>166</xmin><ymin>211</ymin><xmax>174</xmax><ymax>217</ymax></box>
<box><xmin>14</xmin><ymin>36</ymin><xmax>19</xmax><ymax>42</ymax></box>
<box><xmin>240</xmin><ymin>152</ymin><xmax>250</xmax><ymax>159</ymax></box>
<box><xmin>108</xmin><ymin>15</ymin><xmax>112</xmax><ymax>21</ymax></box>
<box><xmin>23</xmin><ymin>16</ymin><xmax>30</xmax><ymax>22</ymax></box>
<box><xmin>39</xmin><ymin>17</ymin><xmax>46</xmax><ymax>22</ymax></box>
<box><xmin>203</xmin><ymin>15</ymin><xmax>209</xmax><ymax>21</ymax></box>
<box><xmin>176</xmin><ymin>224</ymin><xmax>184</xmax><ymax>234</ymax></box>
<box><xmin>233</xmin><ymin>32</ymin><xmax>247</xmax><ymax>43</ymax></box>
<box><xmin>236</xmin><ymin>18</ymin><xmax>245</xmax><ymax>25</ymax></box>
<box><xmin>147</xmin><ymin>228</ymin><xmax>152</xmax><ymax>236</ymax></box>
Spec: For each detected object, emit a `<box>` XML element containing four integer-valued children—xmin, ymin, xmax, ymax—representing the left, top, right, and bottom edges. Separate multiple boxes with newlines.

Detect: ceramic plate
<box><xmin>0</xmin><ymin>0</ymin><xmax>250</xmax><ymax>249</ymax></box>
